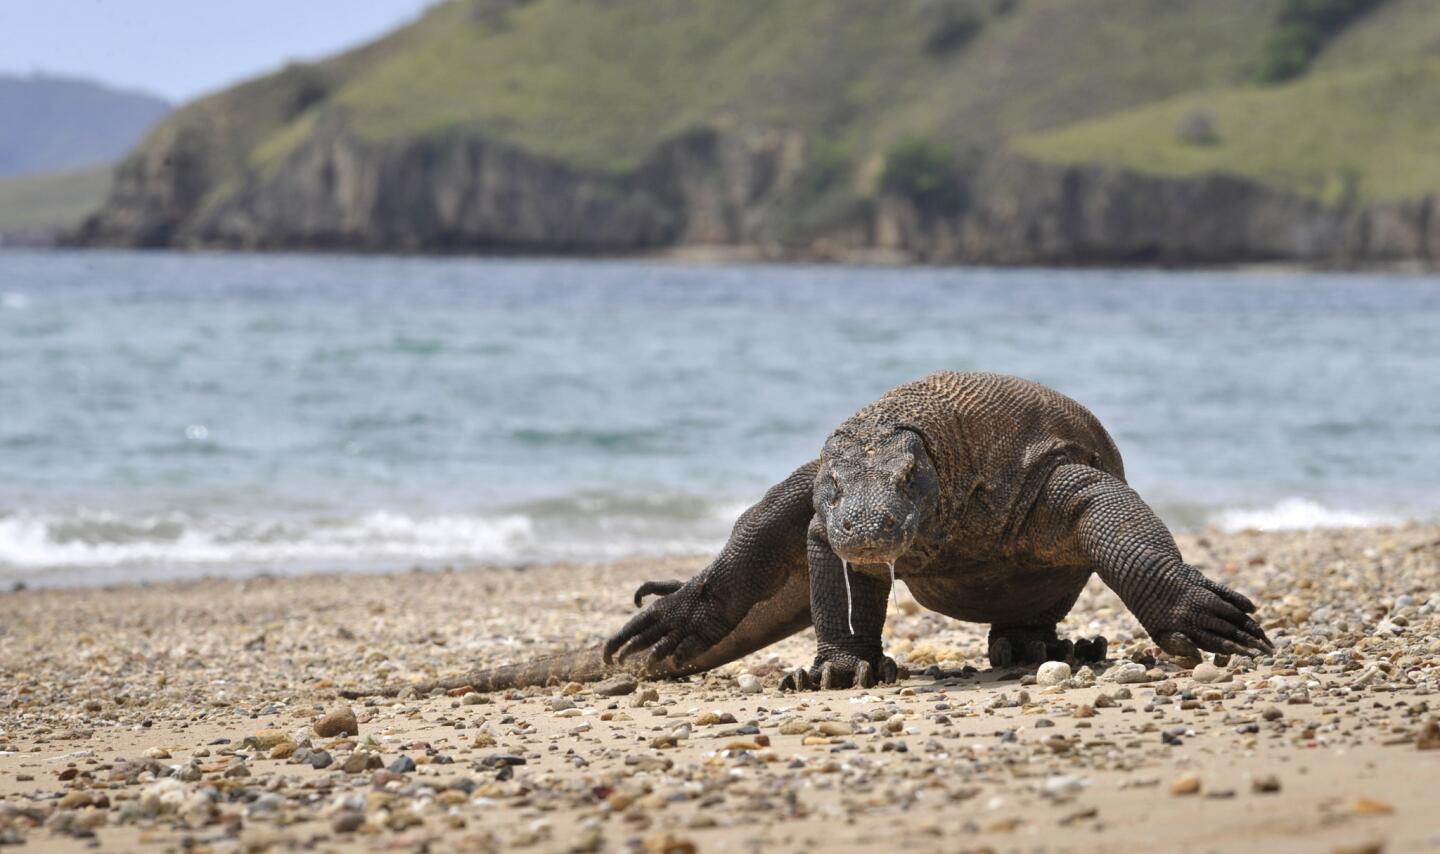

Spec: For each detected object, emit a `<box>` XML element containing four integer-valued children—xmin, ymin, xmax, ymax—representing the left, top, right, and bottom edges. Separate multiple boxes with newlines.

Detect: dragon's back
<box><xmin>855</xmin><ymin>371</ymin><xmax>1126</xmax><ymax>540</ymax></box>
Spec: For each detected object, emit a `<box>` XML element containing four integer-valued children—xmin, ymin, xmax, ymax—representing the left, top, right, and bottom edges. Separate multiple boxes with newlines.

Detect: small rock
<box><xmin>314</xmin><ymin>706</ymin><xmax>359</xmax><ymax>738</ymax></box>
<box><xmin>1108</xmin><ymin>662</ymin><xmax>1150</xmax><ymax>684</ymax></box>
<box><xmin>1192</xmin><ymin>662</ymin><xmax>1226</xmax><ymax>683</ymax></box>
<box><xmin>736</xmin><ymin>674</ymin><xmax>762</xmax><ymax>694</ymax></box>
<box><xmin>268</xmin><ymin>740</ymin><xmax>297</xmax><ymax>760</ymax></box>
<box><xmin>461</xmin><ymin>692</ymin><xmax>490</xmax><ymax>705</ymax></box>
<box><xmin>1169</xmin><ymin>774</ymin><xmax>1201</xmax><ymax>796</ymax></box>
<box><xmin>595</xmin><ymin>674</ymin><xmax>638</xmax><ymax>697</ymax></box>
<box><xmin>631</xmin><ymin>688</ymin><xmax>660</xmax><ymax>707</ymax></box>
<box><xmin>388</xmin><ymin>755</ymin><xmax>416</xmax><ymax>774</ymax></box>
<box><xmin>779</xmin><ymin>719</ymin><xmax>812</xmax><ymax>736</ymax></box>
<box><xmin>1036</xmin><ymin>661</ymin><xmax>1071</xmax><ymax>687</ymax></box>
<box><xmin>817</xmin><ymin>721</ymin><xmax>853</xmax><ymax>737</ymax></box>
<box><xmin>550</xmin><ymin>697</ymin><xmax>576</xmax><ymax>712</ymax></box>
<box><xmin>1251</xmin><ymin>774</ymin><xmax>1281</xmax><ymax>794</ymax></box>
<box><xmin>306</xmin><ymin>750</ymin><xmax>333</xmax><ymax>770</ymax></box>
<box><xmin>1351</xmin><ymin>797</ymin><xmax>1394</xmax><ymax>816</ymax></box>
<box><xmin>223</xmin><ymin>762</ymin><xmax>250</xmax><ymax>779</ymax></box>
<box><xmin>342</xmin><ymin>751</ymin><xmax>381</xmax><ymax>774</ymax></box>
<box><xmin>332</xmin><ymin>811</ymin><xmax>365</xmax><ymax>834</ymax></box>
<box><xmin>1417</xmin><ymin>718</ymin><xmax>1440</xmax><ymax>750</ymax></box>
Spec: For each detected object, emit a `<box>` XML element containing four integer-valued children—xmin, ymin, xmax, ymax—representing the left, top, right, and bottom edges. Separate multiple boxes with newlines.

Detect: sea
<box><xmin>1</xmin><ymin>249</ymin><xmax>1437</xmax><ymax>587</ymax></box>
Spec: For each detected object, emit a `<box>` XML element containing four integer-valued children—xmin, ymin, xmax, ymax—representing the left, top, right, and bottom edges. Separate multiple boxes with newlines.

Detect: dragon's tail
<box><xmin>338</xmin><ymin>645</ymin><xmax>616</xmax><ymax>699</ymax></box>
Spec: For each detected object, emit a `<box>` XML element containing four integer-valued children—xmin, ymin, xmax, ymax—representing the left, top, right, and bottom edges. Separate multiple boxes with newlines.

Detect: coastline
<box><xmin>2</xmin><ymin>523</ymin><xmax>1438</xmax><ymax>851</ymax></box>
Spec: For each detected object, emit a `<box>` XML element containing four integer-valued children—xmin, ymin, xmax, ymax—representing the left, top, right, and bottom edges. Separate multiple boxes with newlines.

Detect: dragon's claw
<box><xmin>779</xmin><ymin>653</ymin><xmax>902</xmax><ymax>692</ymax></box>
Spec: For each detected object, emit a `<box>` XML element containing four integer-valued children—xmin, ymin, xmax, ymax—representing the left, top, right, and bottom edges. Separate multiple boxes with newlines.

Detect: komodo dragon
<box><xmin>342</xmin><ymin>372</ymin><xmax>1271</xmax><ymax>697</ymax></box>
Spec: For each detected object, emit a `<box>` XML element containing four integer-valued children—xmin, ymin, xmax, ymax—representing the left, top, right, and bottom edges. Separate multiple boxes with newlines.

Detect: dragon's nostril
<box><xmin>841</xmin><ymin>519</ymin><xmax>854</xmax><ymax>532</ymax></box>
<box><xmin>884</xmin><ymin>512</ymin><xmax>897</xmax><ymax>529</ymax></box>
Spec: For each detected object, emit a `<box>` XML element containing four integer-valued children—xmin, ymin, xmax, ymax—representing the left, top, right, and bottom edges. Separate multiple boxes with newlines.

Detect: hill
<box><xmin>0</xmin><ymin>166</ymin><xmax>112</xmax><ymax>244</ymax></box>
<box><xmin>0</xmin><ymin>74</ymin><xmax>169</xmax><ymax>177</ymax></box>
<box><xmin>75</xmin><ymin>0</ymin><xmax>1440</xmax><ymax>265</ymax></box>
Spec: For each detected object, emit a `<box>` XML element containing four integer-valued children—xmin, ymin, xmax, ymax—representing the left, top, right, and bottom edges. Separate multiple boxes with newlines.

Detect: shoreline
<box><xmin>2</xmin><ymin>523</ymin><xmax>1438</xmax><ymax>851</ymax></box>
<box><xmin>9</xmin><ymin>241</ymin><xmax>1440</xmax><ymax>277</ymax></box>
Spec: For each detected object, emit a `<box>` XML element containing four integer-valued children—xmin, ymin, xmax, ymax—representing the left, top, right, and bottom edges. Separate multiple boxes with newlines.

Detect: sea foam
<box><xmin>1213</xmin><ymin>497</ymin><xmax>1398</xmax><ymax>532</ymax></box>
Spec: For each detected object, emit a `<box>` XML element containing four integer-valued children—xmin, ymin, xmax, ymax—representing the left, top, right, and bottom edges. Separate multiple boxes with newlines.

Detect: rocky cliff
<box><xmin>76</xmin><ymin>116</ymin><xmax>1437</xmax><ymax>267</ymax></box>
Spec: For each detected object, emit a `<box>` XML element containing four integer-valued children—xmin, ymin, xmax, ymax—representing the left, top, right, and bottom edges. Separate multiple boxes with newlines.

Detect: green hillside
<box><xmin>177</xmin><ymin>0</ymin><xmax>1292</xmax><ymax>182</ymax></box>
<box><xmin>0</xmin><ymin>165</ymin><xmax>112</xmax><ymax>233</ymax></box>
<box><xmin>1019</xmin><ymin>58</ymin><xmax>1440</xmax><ymax>203</ymax></box>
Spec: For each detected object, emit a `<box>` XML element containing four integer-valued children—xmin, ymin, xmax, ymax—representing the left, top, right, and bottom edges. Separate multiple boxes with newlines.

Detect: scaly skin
<box><xmin>342</xmin><ymin>372</ymin><xmax>1270</xmax><ymax>698</ymax></box>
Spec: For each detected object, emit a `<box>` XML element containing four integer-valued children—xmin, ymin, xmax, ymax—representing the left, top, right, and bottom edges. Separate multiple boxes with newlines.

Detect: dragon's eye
<box><xmin>895</xmin><ymin>457</ymin><xmax>915</xmax><ymax>484</ymax></box>
<box><xmin>829</xmin><ymin>474</ymin><xmax>841</xmax><ymax>506</ymax></box>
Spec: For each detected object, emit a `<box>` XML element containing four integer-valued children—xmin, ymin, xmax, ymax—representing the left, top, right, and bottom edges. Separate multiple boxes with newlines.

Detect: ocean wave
<box><xmin>0</xmin><ymin>500</ymin><xmax>735</xmax><ymax>583</ymax></box>
<box><xmin>1211</xmin><ymin>498</ymin><xmax>1399</xmax><ymax>532</ymax></box>
<box><xmin>0</xmin><ymin>510</ymin><xmax>535</xmax><ymax>573</ymax></box>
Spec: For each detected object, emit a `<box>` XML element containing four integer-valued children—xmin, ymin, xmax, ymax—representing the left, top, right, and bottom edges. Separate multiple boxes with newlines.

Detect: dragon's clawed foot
<box><xmin>779</xmin><ymin>654</ymin><xmax>903</xmax><ymax>692</ymax></box>
<box><xmin>987</xmin><ymin>630</ymin><xmax>1107</xmax><ymax>668</ymax></box>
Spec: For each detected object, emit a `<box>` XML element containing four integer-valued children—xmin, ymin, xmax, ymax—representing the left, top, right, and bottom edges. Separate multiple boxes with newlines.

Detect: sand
<box><xmin>2</xmin><ymin>524</ymin><xmax>1438</xmax><ymax>852</ymax></box>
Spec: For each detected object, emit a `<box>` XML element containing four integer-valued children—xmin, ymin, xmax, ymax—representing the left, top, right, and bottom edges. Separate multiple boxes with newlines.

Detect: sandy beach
<box><xmin>2</xmin><ymin>523</ymin><xmax>1437</xmax><ymax>852</ymax></box>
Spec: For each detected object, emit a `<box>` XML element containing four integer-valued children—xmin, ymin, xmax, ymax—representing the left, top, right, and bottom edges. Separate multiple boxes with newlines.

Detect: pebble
<box><xmin>1191</xmin><ymin>662</ymin><xmax>1226</xmax><ymax>683</ymax></box>
<box><xmin>594</xmin><ymin>674</ymin><xmax>638</xmax><ymax>696</ymax></box>
<box><xmin>388</xmin><ymin>755</ymin><xmax>416</xmax><ymax>774</ymax></box>
<box><xmin>314</xmin><ymin>706</ymin><xmax>359</xmax><ymax>738</ymax></box>
<box><xmin>1036</xmin><ymin>661</ymin><xmax>1071</xmax><ymax>687</ymax></box>
<box><xmin>331</xmin><ymin>811</ymin><xmax>365</xmax><ymax>833</ymax></box>
<box><xmin>1251</xmin><ymin>774</ymin><xmax>1281</xmax><ymax>794</ymax></box>
<box><xmin>736</xmin><ymin>674</ymin><xmax>762</xmax><ymax>694</ymax></box>
<box><xmin>1351</xmin><ymin>797</ymin><xmax>1394</xmax><ymax>816</ymax></box>
<box><xmin>1169</xmin><ymin>774</ymin><xmax>1201</xmax><ymax>796</ymax></box>
<box><xmin>1108</xmin><ymin>662</ymin><xmax>1150</xmax><ymax>684</ymax></box>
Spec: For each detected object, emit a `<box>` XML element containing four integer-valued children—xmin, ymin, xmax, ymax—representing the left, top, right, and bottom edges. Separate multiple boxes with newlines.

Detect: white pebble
<box><xmin>1036</xmin><ymin>661</ymin><xmax>1072</xmax><ymax>687</ymax></box>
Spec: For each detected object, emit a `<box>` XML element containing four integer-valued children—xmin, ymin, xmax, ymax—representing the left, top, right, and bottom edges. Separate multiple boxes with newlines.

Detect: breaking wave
<box><xmin>0</xmin><ymin>496</ymin><xmax>743</xmax><ymax>585</ymax></box>
<box><xmin>1211</xmin><ymin>497</ymin><xmax>1400</xmax><ymax>532</ymax></box>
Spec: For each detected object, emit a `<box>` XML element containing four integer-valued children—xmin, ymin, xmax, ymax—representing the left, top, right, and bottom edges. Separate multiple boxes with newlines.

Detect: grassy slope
<box><xmin>0</xmin><ymin>165</ymin><xmax>112</xmax><ymax>232</ymax></box>
<box><xmin>1018</xmin><ymin>0</ymin><xmax>1440</xmax><ymax>203</ymax></box>
<box><xmin>1018</xmin><ymin>59</ymin><xmax>1440</xmax><ymax>203</ymax></box>
<box><xmin>247</xmin><ymin>0</ymin><xmax>1282</xmax><ymax>175</ymax></box>
<box><xmin>109</xmin><ymin>0</ymin><xmax>1440</xmax><ymax>221</ymax></box>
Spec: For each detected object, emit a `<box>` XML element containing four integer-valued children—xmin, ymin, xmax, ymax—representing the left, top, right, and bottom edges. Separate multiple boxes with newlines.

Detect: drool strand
<box><xmin>842</xmin><ymin>559</ymin><xmax>854</xmax><ymax>634</ymax></box>
<box><xmin>887</xmin><ymin>561</ymin><xmax>898</xmax><ymax>605</ymax></box>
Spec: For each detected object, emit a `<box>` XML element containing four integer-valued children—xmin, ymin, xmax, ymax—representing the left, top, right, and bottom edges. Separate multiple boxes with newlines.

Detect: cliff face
<box><xmin>79</xmin><ymin>119</ymin><xmax>811</xmax><ymax>255</ymax></box>
<box><xmin>77</xmin><ymin>111</ymin><xmax>1438</xmax><ymax>267</ymax></box>
<box><xmin>879</xmin><ymin>157</ymin><xmax>1439</xmax><ymax>267</ymax></box>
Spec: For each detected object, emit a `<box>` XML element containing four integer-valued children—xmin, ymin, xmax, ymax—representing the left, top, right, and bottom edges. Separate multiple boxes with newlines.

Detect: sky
<box><xmin>0</xmin><ymin>0</ymin><xmax>438</xmax><ymax>103</ymax></box>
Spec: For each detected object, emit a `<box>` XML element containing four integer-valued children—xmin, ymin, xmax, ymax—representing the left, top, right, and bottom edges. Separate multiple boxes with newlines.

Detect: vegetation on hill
<box><xmin>160</xmin><ymin>0</ymin><xmax>1289</xmax><ymax>182</ymax></box>
<box><xmin>1019</xmin><ymin>57</ymin><xmax>1440</xmax><ymax>204</ymax></box>
<box><xmin>1256</xmin><ymin>0</ymin><xmax>1390</xmax><ymax>83</ymax></box>
<box><xmin>0</xmin><ymin>166</ymin><xmax>112</xmax><ymax>234</ymax></box>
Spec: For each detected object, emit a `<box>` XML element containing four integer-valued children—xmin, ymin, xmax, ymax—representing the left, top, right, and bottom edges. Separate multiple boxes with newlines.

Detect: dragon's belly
<box><xmin>903</xmin><ymin>560</ymin><xmax>1092</xmax><ymax>626</ymax></box>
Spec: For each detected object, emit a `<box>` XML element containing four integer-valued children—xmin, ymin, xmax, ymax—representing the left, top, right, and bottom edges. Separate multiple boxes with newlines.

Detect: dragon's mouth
<box><xmin>830</xmin><ymin>539</ymin><xmax>910</xmax><ymax>567</ymax></box>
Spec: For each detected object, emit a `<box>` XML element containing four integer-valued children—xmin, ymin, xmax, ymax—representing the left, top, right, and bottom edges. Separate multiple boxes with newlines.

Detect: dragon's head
<box><xmin>814</xmin><ymin>421</ymin><xmax>939</xmax><ymax>566</ymax></box>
